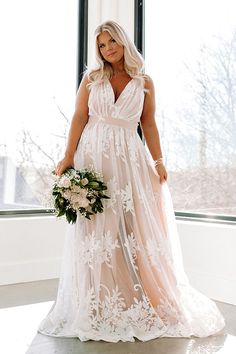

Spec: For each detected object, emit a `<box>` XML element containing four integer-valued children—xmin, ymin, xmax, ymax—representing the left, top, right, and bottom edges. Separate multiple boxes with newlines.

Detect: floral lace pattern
<box><xmin>120</xmin><ymin>182</ymin><xmax>135</xmax><ymax>215</ymax></box>
<box><xmin>79</xmin><ymin>230</ymin><xmax>120</xmax><ymax>269</ymax></box>
<box><xmin>104</xmin><ymin>176</ymin><xmax>120</xmax><ymax>214</ymax></box>
<box><xmin>127</xmin><ymin>135</ymin><xmax>140</xmax><ymax>166</ymax></box>
<box><xmin>38</xmin><ymin>77</ymin><xmax>226</xmax><ymax>342</ymax></box>
<box><xmin>85</xmin><ymin>284</ymin><xmax>166</xmax><ymax>339</ymax></box>
<box><xmin>80</xmin><ymin>124</ymin><xmax>141</xmax><ymax>168</ymax></box>
<box><xmin>146</xmin><ymin>238</ymin><xmax>174</xmax><ymax>271</ymax></box>
<box><xmin>124</xmin><ymin>232</ymin><xmax>140</xmax><ymax>270</ymax></box>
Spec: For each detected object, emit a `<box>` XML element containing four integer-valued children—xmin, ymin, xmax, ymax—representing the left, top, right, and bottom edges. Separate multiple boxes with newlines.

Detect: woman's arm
<box><xmin>140</xmin><ymin>75</ymin><xmax>167</xmax><ymax>183</ymax></box>
<box><xmin>55</xmin><ymin>73</ymin><xmax>90</xmax><ymax>176</ymax></box>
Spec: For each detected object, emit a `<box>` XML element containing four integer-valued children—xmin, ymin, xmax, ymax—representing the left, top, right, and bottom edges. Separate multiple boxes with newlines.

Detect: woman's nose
<box><xmin>107</xmin><ymin>42</ymin><xmax>112</xmax><ymax>50</ymax></box>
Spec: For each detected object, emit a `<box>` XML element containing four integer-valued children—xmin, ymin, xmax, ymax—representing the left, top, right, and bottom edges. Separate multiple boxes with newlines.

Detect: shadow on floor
<box><xmin>26</xmin><ymin>332</ymin><xmax>232</xmax><ymax>354</ymax></box>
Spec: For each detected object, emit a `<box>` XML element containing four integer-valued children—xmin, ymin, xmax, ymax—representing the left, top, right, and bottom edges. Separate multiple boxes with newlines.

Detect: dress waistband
<box><xmin>87</xmin><ymin>115</ymin><xmax>138</xmax><ymax>131</ymax></box>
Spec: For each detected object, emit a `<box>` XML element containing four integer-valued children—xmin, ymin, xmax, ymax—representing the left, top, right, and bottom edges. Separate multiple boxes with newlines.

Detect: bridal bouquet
<box><xmin>52</xmin><ymin>167</ymin><xmax>110</xmax><ymax>223</ymax></box>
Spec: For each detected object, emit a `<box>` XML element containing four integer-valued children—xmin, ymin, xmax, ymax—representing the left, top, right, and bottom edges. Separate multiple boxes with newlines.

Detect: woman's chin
<box><xmin>105</xmin><ymin>54</ymin><xmax>124</xmax><ymax>64</ymax></box>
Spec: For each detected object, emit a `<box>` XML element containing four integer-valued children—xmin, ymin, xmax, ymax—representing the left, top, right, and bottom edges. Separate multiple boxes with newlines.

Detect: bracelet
<box><xmin>153</xmin><ymin>157</ymin><xmax>164</xmax><ymax>167</ymax></box>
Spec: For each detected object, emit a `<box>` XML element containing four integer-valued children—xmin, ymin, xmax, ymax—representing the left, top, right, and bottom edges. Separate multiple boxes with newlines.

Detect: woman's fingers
<box><xmin>55</xmin><ymin>163</ymin><xmax>61</xmax><ymax>176</ymax></box>
<box><xmin>155</xmin><ymin>164</ymin><xmax>168</xmax><ymax>183</ymax></box>
<box><xmin>55</xmin><ymin>158</ymin><xmax>74</xmax><ymax>176</ymax></box>
<box><xmin>55</xmin><ymin>161</ymin><xmax>65</xmax><ymax>176</ymax></box>
<box><xmin>160</xmin><ymin>175</ymin><xmax>165</xmax><ymax>184</ymax></box>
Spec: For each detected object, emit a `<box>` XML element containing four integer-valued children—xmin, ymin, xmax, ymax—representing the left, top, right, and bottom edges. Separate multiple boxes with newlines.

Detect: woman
<box><xmin>38</xmin><ymin>20</ymin><xmax>225</xmax><ymax>342</ymax></box>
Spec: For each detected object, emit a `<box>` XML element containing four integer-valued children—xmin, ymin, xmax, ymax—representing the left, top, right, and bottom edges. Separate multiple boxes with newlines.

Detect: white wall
<box><xmin>0</xmin><ymin>216</ymin><xmax>235</xmax><ymax>305</ymax></box>
<box><xmin>0</xmin><ymin>217</ymin><xmax>66</xmax><ymax>285</ymax></box>
<box><xmin>178</xmin><ymin>220</ymin><xmax>236</xmax><ymax>305</ymax></box>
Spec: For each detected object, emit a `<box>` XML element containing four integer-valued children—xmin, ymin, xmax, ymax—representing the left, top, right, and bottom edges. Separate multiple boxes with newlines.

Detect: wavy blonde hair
<box><xmin>87</xmin><ymin>20</ymin><xmax>146</xmax><ymax>86</ymax></box>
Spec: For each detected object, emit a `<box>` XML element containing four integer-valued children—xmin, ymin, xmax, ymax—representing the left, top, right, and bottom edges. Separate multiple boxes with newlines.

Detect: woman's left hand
<box><xmin>155</xmin><ymin>164</ymin><xmax>168</xmax><ymax>183</ymax></box>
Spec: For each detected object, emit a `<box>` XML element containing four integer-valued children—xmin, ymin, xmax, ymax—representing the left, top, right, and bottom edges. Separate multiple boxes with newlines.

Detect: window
<box><xmin>145</xmin><ymin>0</ymin><xmax>236</xmax><ymax>216</ymax></box>
<box><xmin>0</xmin><ymin>0</ymin><xmax>78</xmax><ymax>210</ymax></box>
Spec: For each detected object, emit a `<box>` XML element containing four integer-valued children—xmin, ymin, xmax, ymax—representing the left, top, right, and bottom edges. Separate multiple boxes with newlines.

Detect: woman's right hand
<box><xmin>55</xmin><ymin>156</ymin><xmax>74</xmax><ymax>176</ymax></box>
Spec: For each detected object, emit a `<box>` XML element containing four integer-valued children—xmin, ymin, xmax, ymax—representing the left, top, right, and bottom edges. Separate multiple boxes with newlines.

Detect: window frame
<box><xmin>1</xmin><ymin>0</ymin><xmax>235</xmax><ymax>224</ymax></box>
<box><xmin>0</xmin><ymin>0</ymin><xmax>88</xmax><ymax>217</ymax></box>
<box><xmin>136</xmin><ymin>0</ymin><xmax>236</xmax><ymax>224</ymax></box>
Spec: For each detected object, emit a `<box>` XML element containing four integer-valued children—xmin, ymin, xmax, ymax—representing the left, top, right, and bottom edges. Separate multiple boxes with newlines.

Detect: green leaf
<box><xmin>66</xmin><ymin>209</ymin><xmax>77</xmax><ymax>224</ymax></box>
<box><xmin>87</xmin><ymin>181</ymin><xmax>100</xmax><ymax>189</ymax></box>
<box><xmin>57</xmin><ymin>209</ymin><xmax>65</xmax><ymax>217</ymax></box>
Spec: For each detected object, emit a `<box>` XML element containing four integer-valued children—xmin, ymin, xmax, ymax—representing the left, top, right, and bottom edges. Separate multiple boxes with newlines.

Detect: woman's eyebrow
<box><xmin>98</xmin><ymin>35</ymin><xmax>112</xmax><ymax>46</ymax></box>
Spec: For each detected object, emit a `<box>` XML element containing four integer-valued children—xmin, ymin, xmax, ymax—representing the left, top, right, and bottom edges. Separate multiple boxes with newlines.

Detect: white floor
<box><xmin>0</xmin><ymin>302</ymin><xmax>52</xmax><ymax>354</ymax></box>
<box><xmin>0</xmin><ymin>279</ymin><xmax>236</xmax><ymax>354</ymax></box>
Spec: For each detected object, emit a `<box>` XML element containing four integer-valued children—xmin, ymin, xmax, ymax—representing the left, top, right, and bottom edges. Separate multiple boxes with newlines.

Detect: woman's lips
<box><xmin>107</xmin><ymin>52</ymin><xmax>116</xmax><ymax>57</ymax></box>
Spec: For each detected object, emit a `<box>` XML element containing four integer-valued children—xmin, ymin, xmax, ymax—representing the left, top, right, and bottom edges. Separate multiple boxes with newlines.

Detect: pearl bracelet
<box><xmin>153</xmin><ymin>157</ymin><xmax>164</xmax><ymax>167</ymax></box>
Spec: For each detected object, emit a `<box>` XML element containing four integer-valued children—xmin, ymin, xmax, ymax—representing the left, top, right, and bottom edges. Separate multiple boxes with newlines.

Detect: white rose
<box><xmin>71</xmin><ymin>198</ymin><xmax>89</xmax><ymax>210</ymax></box>
<box><xmin>70</xmin><ymin>193</ymin><xmax>81</xmax><ymax>204</ymax></box>
<box><xmin>58</xmin><ymin>176</ymin><xmax>71</xmax><ymax>188</ymax></box>
<box><xmin>81</xmin><ymin>178</ymin><xmax>89</xmax><ymax>186</ymax></box>
<box><xmin>79</xmin><ymin>198</ymin><xmax>89</xmax><ymax>208</ymax></box>
<box><xmin>63</xmin><ymin>190</ymin><xmax>72</xmax><ymax>200</ymax></box>
<box><xmin>71</xmin><ymin>201</ymin><xmax>80</xmax><ymax>210</ymax></box>
<box><xmin>72</xmin><ymin>185</ymin><xmax>83</xmax><ymax>193</ymax></box>
<box><xmin>80</xmin><ymin>188</ymin><xmax>88</xmax><ymax>198</ymax></box>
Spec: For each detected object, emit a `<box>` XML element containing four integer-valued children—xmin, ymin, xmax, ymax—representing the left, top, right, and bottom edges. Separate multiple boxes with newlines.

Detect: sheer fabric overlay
<box><xmin>38</xmin><ymin>78</ymin><xmax>225</xmax><ymax>342</ymax></box>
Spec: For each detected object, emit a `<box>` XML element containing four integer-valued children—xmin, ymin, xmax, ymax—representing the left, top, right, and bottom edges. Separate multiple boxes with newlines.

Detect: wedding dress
<box><xmin>37</xmin><ymin>77</ymin><xmax>225</xmax><ymax>342</ymax></box>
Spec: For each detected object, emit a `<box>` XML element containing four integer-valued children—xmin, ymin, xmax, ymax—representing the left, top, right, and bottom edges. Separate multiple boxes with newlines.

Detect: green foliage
<box><xmin>52</xmin><ymin>167</ymin><xmax>110</xmax><ymax>224</ymax></box>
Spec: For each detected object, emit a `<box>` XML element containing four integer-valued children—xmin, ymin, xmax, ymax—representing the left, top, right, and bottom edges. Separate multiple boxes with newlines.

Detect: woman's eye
<box><xmin>111</xmin><ymin>39</ymin><xmax>116</xmax><ymax>43</ymax></box>
<box><xmin>99</xmin><ymin>44</ymin><xmax>105</xmax><ymax>48</ymax></box>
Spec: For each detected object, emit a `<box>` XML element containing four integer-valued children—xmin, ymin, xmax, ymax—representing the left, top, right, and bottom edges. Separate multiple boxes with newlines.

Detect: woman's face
<box><xmin>97</xmin><ymin>31</ymin><xmax>124</xmax><ymax>64</ymax></box>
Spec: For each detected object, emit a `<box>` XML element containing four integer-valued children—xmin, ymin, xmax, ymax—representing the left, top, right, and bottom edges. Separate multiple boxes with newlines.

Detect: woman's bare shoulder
<box><xmin>142</xmin><ymin>74</ymin><xmax>155</xmax><ymax>96</ymax></box>
<box><xmin>75</xmin><ymin>71</ymin><xmax>91</xmax><ymax>96</ymax></box>
<box><xmin>143</xmin><ymin>74</ymin><xmax>155</xmax><ymax>90</ymax></box>
<box><xmin>81</xmin><ymin>71</ymin><xmax>90</xmax><ymax>86</ymax></box>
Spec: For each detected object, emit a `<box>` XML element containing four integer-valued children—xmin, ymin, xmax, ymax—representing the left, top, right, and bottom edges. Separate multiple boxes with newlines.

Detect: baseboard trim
<box><xmin>0</xmin><ymin>258</ymin><xmax>61</xmax><ymax>286</ymax></box>
<box><xmin>185</xmin><ymin>267</ymin><xmax>236</xmax><ymax>306</ymax></box>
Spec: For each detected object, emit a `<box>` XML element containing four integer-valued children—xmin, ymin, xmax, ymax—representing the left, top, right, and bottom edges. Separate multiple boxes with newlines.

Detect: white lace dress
<box><xmin>37</xmin><ymin>77</ymin><xmax>225</xmax><ymax>342</ymax></box>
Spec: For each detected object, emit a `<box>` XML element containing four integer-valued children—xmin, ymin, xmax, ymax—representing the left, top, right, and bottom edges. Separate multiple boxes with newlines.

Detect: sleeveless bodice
<box><xmin>87</xmin><ymin>77</ymin><xmax>145</xmax><ymax>129</ymax></box>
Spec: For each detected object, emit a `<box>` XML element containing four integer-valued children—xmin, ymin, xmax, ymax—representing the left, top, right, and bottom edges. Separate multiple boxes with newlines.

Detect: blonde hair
<box><xmin>86</xmin><ymin>20</ymin><xmax>147</xmax><ymax>87</ymax></box>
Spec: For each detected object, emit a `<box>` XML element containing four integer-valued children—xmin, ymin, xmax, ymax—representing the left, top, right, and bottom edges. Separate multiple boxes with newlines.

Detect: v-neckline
<box><xmin>107</xmin><ymin>78</ymin><xmax>134</xmax><ymax>105</ymax></box>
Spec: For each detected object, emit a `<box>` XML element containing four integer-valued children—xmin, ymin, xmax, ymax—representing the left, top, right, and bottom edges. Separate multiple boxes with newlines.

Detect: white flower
<box><xmin>72</xmin><ymin>197</ymin><xmax>89</xmax><ymax>210</ymax></box>
<box><xmin>63</xmin><ymin>190</ymin><xmax>72</xmax><ymax>199</ymax></box>
<box><xmin>70</xmin><ymin>192</ymin><xmax>90</xmax><ymax>209</ymax></box>
<box><xmin>71</xmin><ymin>202</ymin><xmax>80</xmax><ymax>210</ymax></box>
<box><xmin>70</xmin><ymin>193</ymin><xmax>82</xmax><ymax>204</ymax></box>
<box><xmin>72</xmin><ymin>185</ymin><xmax>83</xmax><ymax>193</ymax></box>
<box><xmin>81</xmin><ymin>178</ymin><xmax>89</xmax><ymax>186</ymax></box>
<box><xmin>58</xmin><ymin>176</ymin><xmax>71</xmax><ymax>188</ymax></box>
<box><xmin>80</xmin><ymin>188</ymin><xmax>88</xmax><ymax>198</ymax></box>
<box><xmin>71</xmin><ymin>185</ymin><xmax>88</xmax><ymax>198</ymax></box>
<box><xmin>79</xmin><ymin>198</ymin><xmax>90</xmax><ymax>208</ymax></box>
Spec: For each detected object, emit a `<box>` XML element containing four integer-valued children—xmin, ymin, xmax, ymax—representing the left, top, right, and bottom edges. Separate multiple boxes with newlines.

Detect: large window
<box><xmin>145</xmin><ymin>0</ymin><xmax>236</xmax><ymax>216</ymax></box>
<box><xmin>0</xmin><ymin>0</ymin><xmax>78</xmax><ymax>210</ymax></box>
